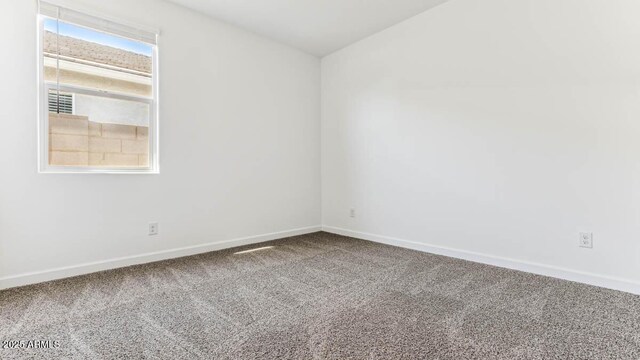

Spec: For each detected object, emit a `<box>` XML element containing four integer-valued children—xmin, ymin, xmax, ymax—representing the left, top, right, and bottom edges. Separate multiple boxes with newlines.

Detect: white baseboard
<box><xmin>0</xmin><ymin>226</ymin><xmax>321</xmax><ymax>290</ymax></box>
<box><xmin>323</xmin><ymin>226</ymin><xmax>640</xmax><ymax>295</ymax></box>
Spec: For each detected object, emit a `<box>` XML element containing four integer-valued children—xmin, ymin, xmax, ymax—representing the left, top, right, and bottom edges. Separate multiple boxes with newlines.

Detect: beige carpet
<box><xmin>1</xmin><ymin>232</ymin><xmax>639</xmax><ymax>359</ymax></box>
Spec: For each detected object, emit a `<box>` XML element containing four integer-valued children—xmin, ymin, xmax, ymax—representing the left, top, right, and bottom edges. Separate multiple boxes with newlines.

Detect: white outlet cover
<box><xmin>149</xmin><ymin>222</ymin><xmax>159</xmax><ymax>236</ymax></box>
<box><xmin>579</xmin><ymin>232</ymin><xmax>593</xmax><ymax>248</ymax></box>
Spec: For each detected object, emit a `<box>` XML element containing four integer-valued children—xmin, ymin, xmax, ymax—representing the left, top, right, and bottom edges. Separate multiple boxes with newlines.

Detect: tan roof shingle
<box><xmin>44</xmin><ymin>31</ymin><xmax>152</xmax><ymax>74</ymax></box>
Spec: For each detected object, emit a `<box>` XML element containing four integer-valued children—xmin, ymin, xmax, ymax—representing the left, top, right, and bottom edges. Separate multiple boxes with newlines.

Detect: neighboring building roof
<box><xmin>44</xmin><ymin>31</ymin><xmax>152</xmax><ymax>74</ymax></box>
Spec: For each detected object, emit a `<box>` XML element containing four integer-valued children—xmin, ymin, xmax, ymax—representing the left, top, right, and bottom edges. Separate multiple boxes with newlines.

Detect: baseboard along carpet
<box><xmin>1</xmin><ymin>232</ymin><xmax>639</xmax><ymax>359</ymax></box>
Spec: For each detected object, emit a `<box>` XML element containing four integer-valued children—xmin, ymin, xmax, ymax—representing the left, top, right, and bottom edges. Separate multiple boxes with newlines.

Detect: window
<box><xmin>38</xmin><ymin>2</ymin><xmax>159</xmax><ymax>173</ymax></box>
<box><xmin>48</xmin><ymin>91</ymin><xmax>73</xmax><ymax>114</ymax></box>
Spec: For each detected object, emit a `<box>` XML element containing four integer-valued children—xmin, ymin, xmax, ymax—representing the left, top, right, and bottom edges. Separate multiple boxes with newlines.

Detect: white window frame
<box><xmin>37</xmin><ymin>6</ymin><xmax>160</xmax><ymax>174</ymax></box>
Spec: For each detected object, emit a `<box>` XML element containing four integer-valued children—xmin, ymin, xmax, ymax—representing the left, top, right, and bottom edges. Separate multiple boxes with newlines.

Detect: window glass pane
<box><xmin>44</xmin><ymin>17</ymin><xmax>154</xmax><ymax>169</ymax></box>
<box><xmin>43</xmin><ymin>19</ymin><xmax>153</xmax><ymax>97</ymax></box>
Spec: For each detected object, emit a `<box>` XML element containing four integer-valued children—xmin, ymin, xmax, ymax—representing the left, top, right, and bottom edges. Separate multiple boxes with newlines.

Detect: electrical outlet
<box><xmin>149</xmin><ymin>222</ymin><xmax>159</xmax><ymax>236</ymax></box>
<box><xmin>350</xmin><ymin>208</ymin><xmax>356</xmax><ymax>218</ymax></box>
<box><xmin>579</xmin><ymin>232</ymin><xmax>593</xmax><ymax>248</ymax></box>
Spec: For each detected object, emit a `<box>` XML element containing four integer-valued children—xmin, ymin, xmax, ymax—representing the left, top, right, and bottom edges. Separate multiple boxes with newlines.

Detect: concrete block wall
<box><xmin>49</xmin><ymin>113</ymin><xmax>149</xmax><ymax>167</ymax></box>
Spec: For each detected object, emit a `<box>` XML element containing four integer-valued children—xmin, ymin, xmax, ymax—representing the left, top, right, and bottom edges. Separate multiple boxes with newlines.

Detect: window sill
<box><xmin>39</xmin><ymin>167</ymin><xmax>159</xmax><ymax>175</ymax></box>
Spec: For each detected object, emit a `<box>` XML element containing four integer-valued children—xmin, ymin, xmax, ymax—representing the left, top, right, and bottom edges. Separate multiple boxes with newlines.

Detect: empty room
<box><xmin>1</xmin><ymin>0</ymin><xmax>639</xmax><ymax>358</ymax></box>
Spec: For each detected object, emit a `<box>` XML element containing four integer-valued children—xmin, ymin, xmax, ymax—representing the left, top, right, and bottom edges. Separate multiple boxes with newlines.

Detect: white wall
<box><xmin>322</xmin><ymin>0</ymin><xmax>640</xmax><ymax>290</ymax></box>
<box><xmin>0</xmin><ymin>0</ymin><xmax>320</xmax><ymax>287</ymax></box>
<box><xmin>3</xmin><ymin>0</ymin><xmax>639</xmax><ymax>293</ymax></box>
